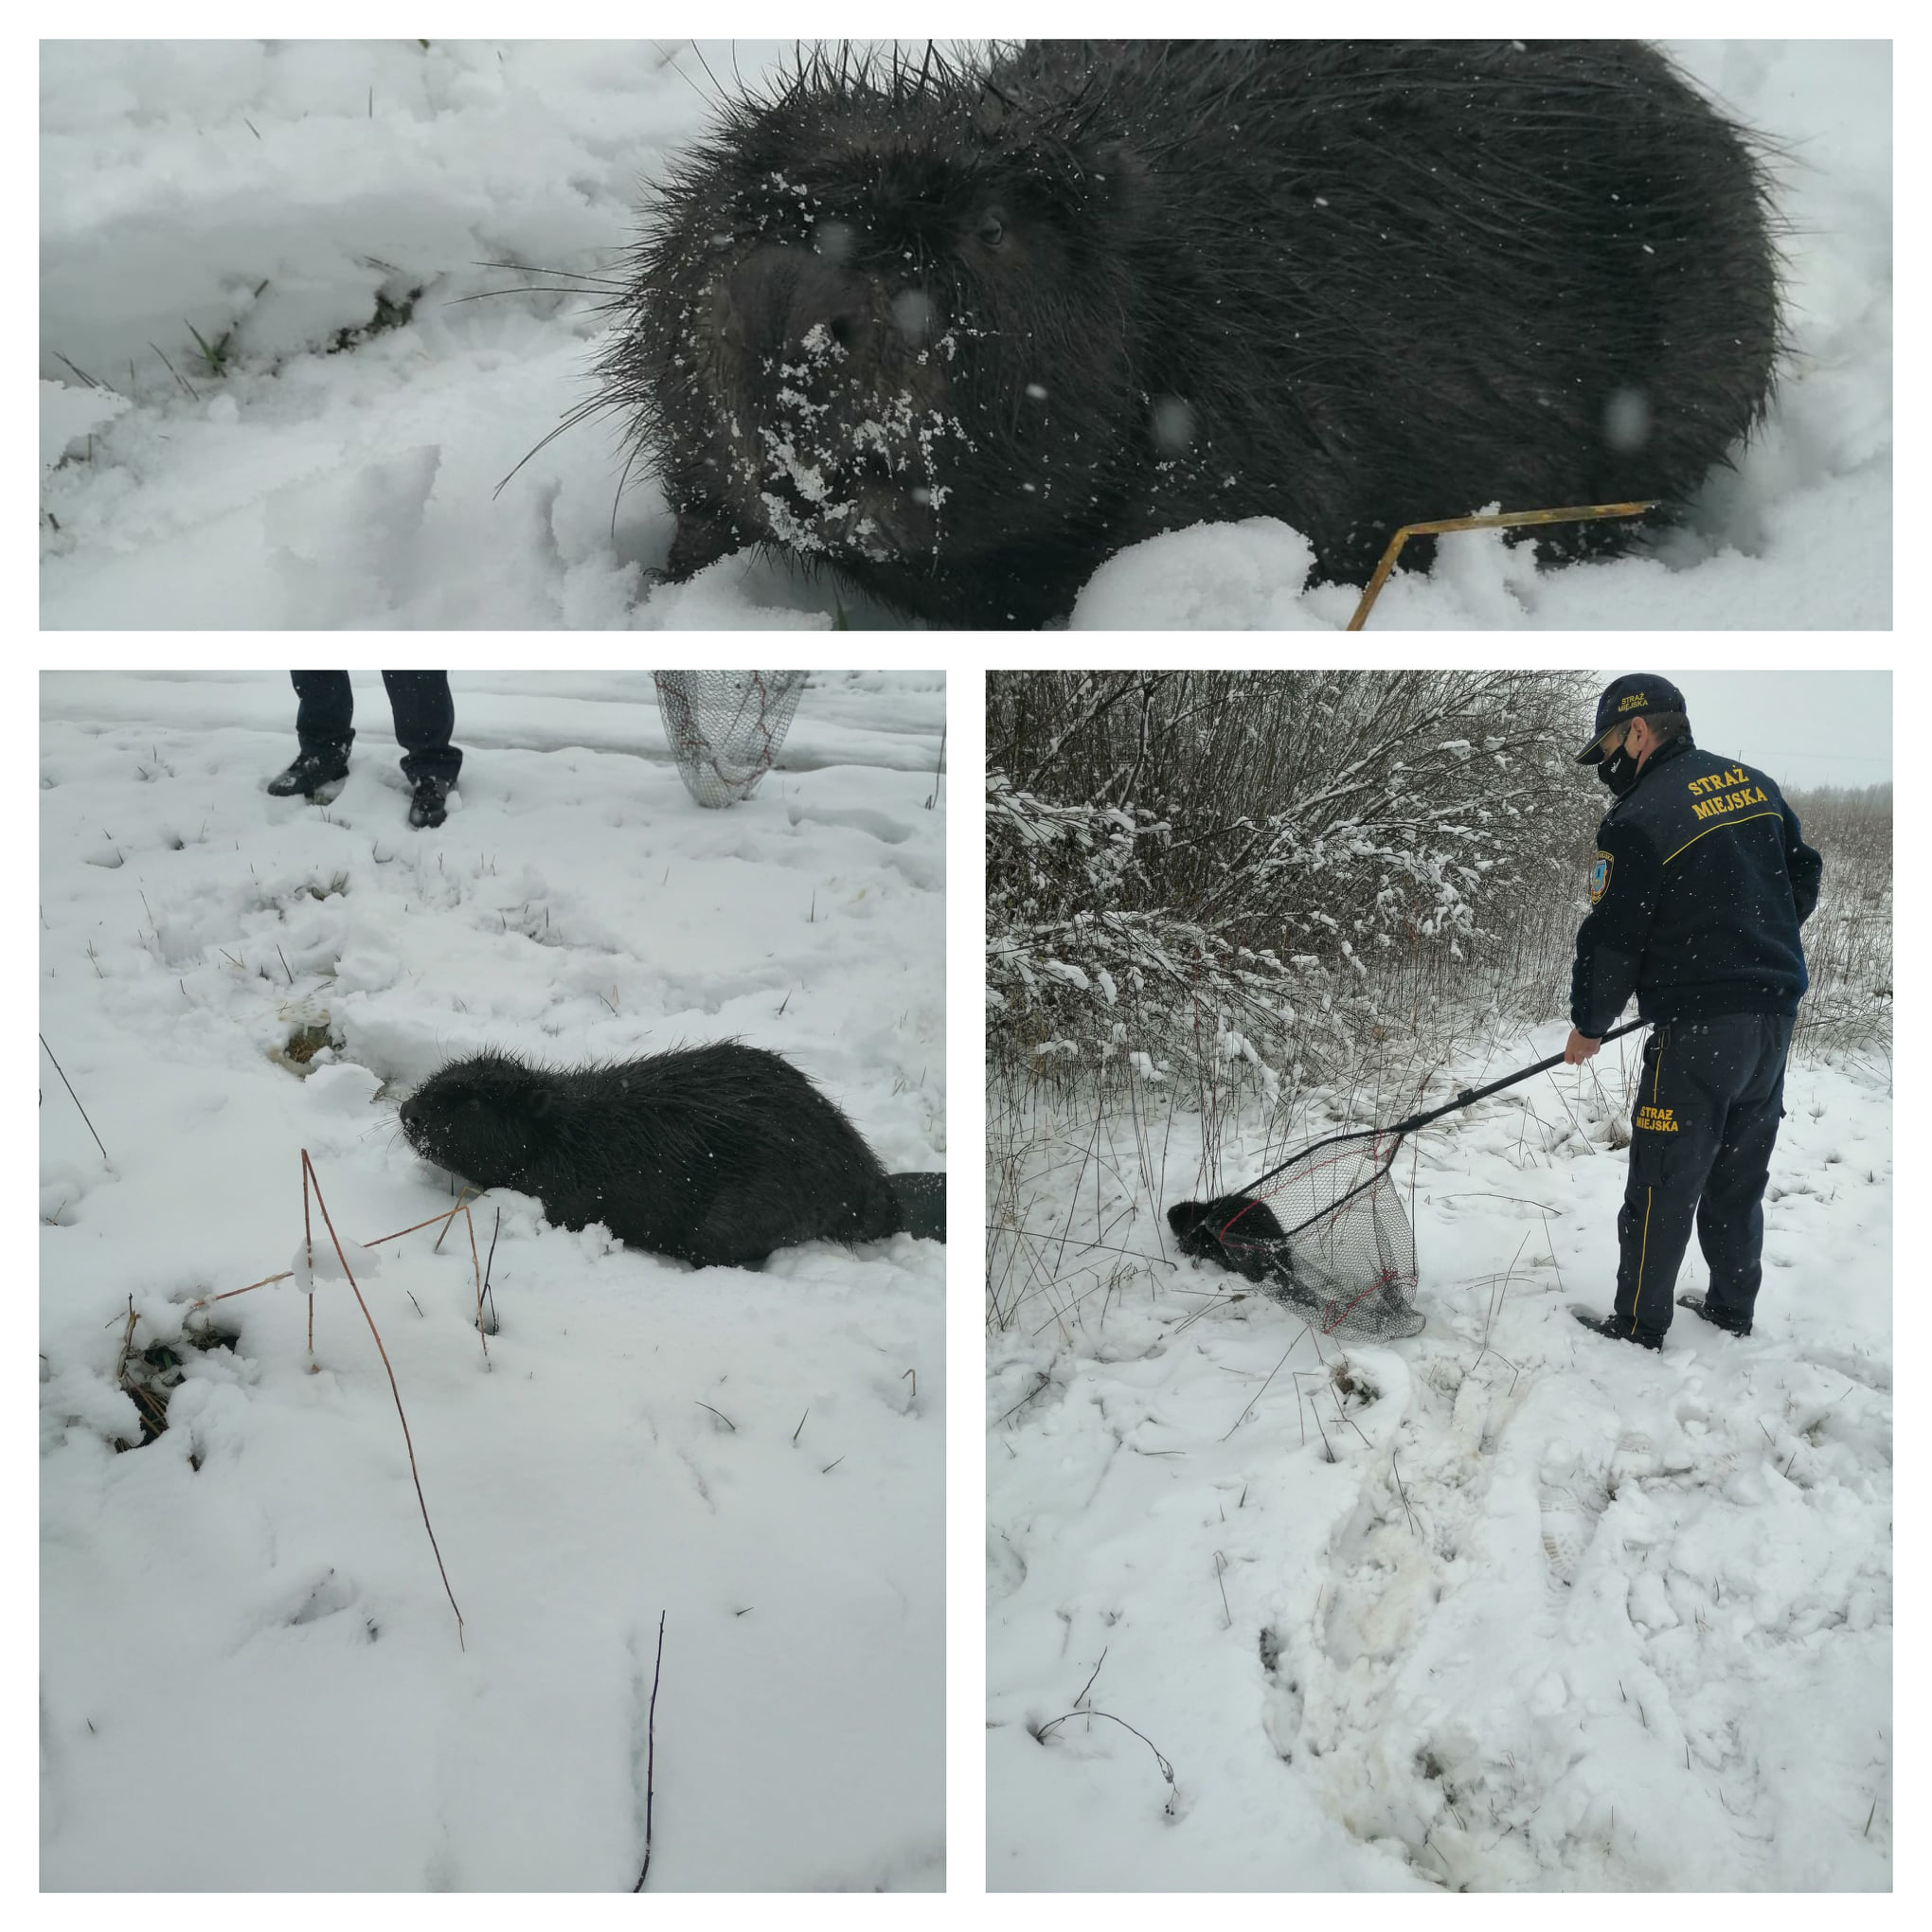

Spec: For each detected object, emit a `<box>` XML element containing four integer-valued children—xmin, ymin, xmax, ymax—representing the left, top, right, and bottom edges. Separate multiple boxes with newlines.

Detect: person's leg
<box><xmin>1610</xmin><ymin>1023</ymin><xmax>1735</xmax><ymax>1343</ymax></box>
<box><xmin>267</xmin><ymin>672</ymin><xmax>353</xmax><ymax>796</ymax></box>
<box><xmin>382</xmin><ymin>671</ymin><xmax>460</xmax><ymax>827</ymax></box>
<box><xmin>1692</xmin><ymin>1015</ymin><xmax>1795</xmax><ymax>1332</ymax></box>
<box><xmin>382</xmin><ymin>672</ymin><xmax>461</xmax><ymax>786</ymax></box>
<box><xmin>291</xmin><ymin>671</ymin><xmax>354</xmax><ymax>752</ymax></box>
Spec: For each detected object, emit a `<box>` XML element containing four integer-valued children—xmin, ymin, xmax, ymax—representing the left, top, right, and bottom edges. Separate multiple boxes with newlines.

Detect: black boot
<box><xmin>266</xmin><ymin>744</ymin><xmax>349</xmax><ymax>798</ymax></box>
<box><xmin>1570</xmin><ymin>1306</ymin><xmax>1663</xmax><ymax>1351</ymax></box>
<box><xmin>1677</xmin><ymin>1293</ymin><xmax>1752</xmax><ymax>1338</ymax></box>
<box><xmin>407</xmin><ymin>775</ymin><xmax>453</xmax><ymax>829</ymax></box>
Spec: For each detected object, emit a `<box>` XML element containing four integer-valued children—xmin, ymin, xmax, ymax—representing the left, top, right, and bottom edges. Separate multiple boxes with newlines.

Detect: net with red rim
<box><xmin>653</xmin><ymin>671</ymin><xmax>807</xmax><ymax>810</ymax></box>
<box><xmin>1177</xmin><ymin>1023</ymin><xmax>1653</xmax><ymax>1342</ymax></box>
<box><xmin>1203</xmin><ymin>1127</ymin><xmax>1422</xmax><ymax>1340</ymax></box>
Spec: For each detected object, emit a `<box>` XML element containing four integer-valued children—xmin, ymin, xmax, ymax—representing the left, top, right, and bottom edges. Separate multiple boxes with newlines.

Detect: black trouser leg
<box><xmin>290</xmin><ymin>671</ymin><xmax>354</xmax><ymax>756</ymax></box>
<box><xmin>1613</xmin><ymin>1015</ymin><xmax>1793</xmax><ymax>1340</ymax></box>
<box><xmin>1615</xmin><ymin>1027</ymin><xmax>1721</xmax><ymax>1340</ymax></box>
<box><xmin>1694</xmin><ymin>1018</ymin><xmax>1793</xmax><ymax>1327</ymax></box>
<box><xmin>381</xmin><ymin>671</ymin><xmax>462</xmax><ymax>786</ymax></box>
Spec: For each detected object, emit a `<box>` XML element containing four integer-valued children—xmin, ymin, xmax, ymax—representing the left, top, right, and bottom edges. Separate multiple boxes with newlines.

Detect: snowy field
<box><xmin>40</xmin><ymin>670</ymin><xmax>946</xmax><ymax>1891</ymax></box>
<box><xmin>988</xmin><ymin>1027</ymin><xmax>1890</xmax><ymax>1890</ymax></box>
<box><xmin>39</xmin><ymin>38</ymin><xmax>1890</xmax><ymax>630</ymax></box>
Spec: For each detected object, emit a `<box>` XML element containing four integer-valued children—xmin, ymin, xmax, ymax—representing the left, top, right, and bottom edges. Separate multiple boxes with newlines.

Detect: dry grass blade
<box><xmin>1035</xmin><ymin>1708</ymin><xmax>1175</xmax><ymax>1788</ymax></box>
<box><xmin>1220</xmin><ymin>1328</ymin><xmax>1309</xmax><ymax>1441</ymax></box>
<box><xmin>1391</xmin><ymin>1450</ymin><xmax>1420</xmax><ymax>1536</ymax></box>
<box><xmin>40</xmin><ymin>1033</ymin><xmax>110</xmax><ymax>1164</ymax></box>
<box><xmin>633</xmin><ymin>1610</ymin><xmax>667</xmax><ymax>1891</ymax></box>
<box><xmin>997</xmin><ymin>1370</ymin><xmax>1052</xmax><ymax>1427</ymax></box>
<box><xmin>1072</xmin><ymin>1647</ymin><xmax>1108</xmax><ymax>1708</ymax></box>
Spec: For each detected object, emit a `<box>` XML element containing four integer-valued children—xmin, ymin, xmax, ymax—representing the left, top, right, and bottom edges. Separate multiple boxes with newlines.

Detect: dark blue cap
<box><xmin>1577</xmin><ymin>674</ymin><xmax>1688</xmax><ymax>762</ymax></box>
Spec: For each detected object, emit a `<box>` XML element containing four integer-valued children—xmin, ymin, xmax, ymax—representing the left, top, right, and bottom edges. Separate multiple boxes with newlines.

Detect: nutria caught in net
<box><xmin>1169</xmin><ymin>1196</ymin><xmax>1311</xmax><ymax>1305</ymax></box>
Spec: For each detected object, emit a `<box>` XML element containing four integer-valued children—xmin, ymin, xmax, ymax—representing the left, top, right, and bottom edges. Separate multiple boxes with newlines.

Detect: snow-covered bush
<box><xmin>1786</xmin><ymin>782</ymin><xmax>1892</xmax><ymax>1061</ymax></box>
<box><xmin>987</xmin><ymin>670</ymin><xmax>1600</xmax><ymax>1098</ymax></box>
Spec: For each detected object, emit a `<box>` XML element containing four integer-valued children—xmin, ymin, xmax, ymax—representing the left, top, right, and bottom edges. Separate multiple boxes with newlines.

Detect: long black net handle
<box><xmin>1243</xmin><ymin>1017</ymin><xmax>1648</xmax><ymax>1202</ymax></box>
<box><xmin>1383</xmin><ymin>1017</ymin><xmax>1648</xmax><ymax>1137</ymax></box>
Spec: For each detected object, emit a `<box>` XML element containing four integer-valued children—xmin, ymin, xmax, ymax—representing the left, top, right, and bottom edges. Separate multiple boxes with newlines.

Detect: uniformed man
<box><xmin>1563</xmin><ymin>675</ymin><xmax>1823</xmax><ymax>1349</ymax></box>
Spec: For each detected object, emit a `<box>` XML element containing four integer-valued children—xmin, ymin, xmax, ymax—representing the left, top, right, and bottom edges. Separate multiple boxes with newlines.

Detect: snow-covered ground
<box><xmin>39</xmin><ymin>670</ymin><xmax>946</xmax><ymax>1891</ymax></box>
<box><xmin>40</xmin><ymin>38</ymin><xmax>1890</xmax><ymax>629</ymax></box>
<box><xmin>988</xmin><ymin>1026</ymin><xmax>1890</xmax><ymax>1890</ymax></box>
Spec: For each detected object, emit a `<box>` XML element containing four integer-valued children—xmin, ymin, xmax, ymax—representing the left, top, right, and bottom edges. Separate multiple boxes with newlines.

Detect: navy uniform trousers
<box><xmin>291</xmin><ymin>671</ymin><xmax>462</xmax><ymax>786</ymax></box>
<box><xmin>1615</xmin><ymin>1012</ymin><xmax>1795</xmax><ymax>1341</ymax></box>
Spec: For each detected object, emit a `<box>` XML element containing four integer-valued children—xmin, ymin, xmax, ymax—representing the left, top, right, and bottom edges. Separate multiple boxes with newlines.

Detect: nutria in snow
<box><xmin>604</xmin><ymin>39</ymin><xmax>1780</xmax><ymax>626</ymax></box>
<box><xmin>400</xmin><ymin>1042</ymin><xmax>943</xmax><ymax>1268</ymax></box>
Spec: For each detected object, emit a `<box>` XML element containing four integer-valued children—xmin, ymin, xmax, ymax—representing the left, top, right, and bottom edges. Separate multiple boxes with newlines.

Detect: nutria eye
<box><xmin>976</xmin><ymin>210</ymin><xmax>1007</xmax><ymax>248</ymax></box>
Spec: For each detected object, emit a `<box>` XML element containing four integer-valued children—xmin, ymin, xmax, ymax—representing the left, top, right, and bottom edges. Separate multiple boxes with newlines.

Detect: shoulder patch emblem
<box><xmin>1590</xmin><ymin>850</ymin><xmax>1614</xmax><ymax>903</ymax></box>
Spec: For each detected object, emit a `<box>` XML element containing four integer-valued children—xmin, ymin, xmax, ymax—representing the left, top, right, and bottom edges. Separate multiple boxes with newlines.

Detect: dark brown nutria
<box><xmin>602</xmin><ymin>39</ymin><xmax>1780</xmax><ymax>628</ymax></box>
<box><xmin>1169</xmin><ymin>1195</ymin><xmax>1310</xmax><ymax>1305</ymax></box>
<box><xmin>400</xmin><ymin>1042</ymin><xmax>943</xmax><ymax>1268</ymax></box>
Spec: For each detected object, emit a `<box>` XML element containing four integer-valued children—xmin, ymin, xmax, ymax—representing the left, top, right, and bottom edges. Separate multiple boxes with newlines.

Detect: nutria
<box><xmin>1169</xmin><ymin>1195</ymin><xmax>1299</xmax><ymax>1294</ymax></box>
<box><xmin>399</xmin><ymin>1043</ymin><xmax>944</xmax><ymax>1268</ymax></box>
<box><xmin>603</xmin><ymin>39</ymin><xmax>1780</xmax><ymax>627</ymax></box>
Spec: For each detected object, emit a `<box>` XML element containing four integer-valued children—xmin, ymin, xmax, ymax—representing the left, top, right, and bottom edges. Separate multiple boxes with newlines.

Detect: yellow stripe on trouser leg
<box><xmin>1630</xmin><ymin>1188</ymin><xmax>1653</xmax><ymax>1335</ymax></box>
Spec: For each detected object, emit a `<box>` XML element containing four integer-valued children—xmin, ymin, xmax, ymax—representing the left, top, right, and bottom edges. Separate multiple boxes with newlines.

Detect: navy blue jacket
<box><xmin>1570</xmin><ymin>734</ymin><xmax>1823</xmax><ymax>1036</ymax></box>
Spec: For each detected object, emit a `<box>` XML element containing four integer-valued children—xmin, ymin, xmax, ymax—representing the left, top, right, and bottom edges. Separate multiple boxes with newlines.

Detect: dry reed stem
<box><xmin>195</xmin><ymin>1271</ymin><xmax>295</xmax><ymax>1307</ymax></box>
<box><xmin>302</xmin><ymin>1159</ymin><xmax>315</xmax><ymax>1359</ymax></box>
<box><xmin>431</xmin><ymin>1189</ymin><xmax>477</xmax><ymax>1255</ymax></box>
<box><xmin>344</xmin><ymin>1201</ymin><xmax>492</xmax><ymax>1365</ymax></box>
<box><xmin>364</xmin><ymin>1206</ymin><xmax>475</xmax><ymax>1247</ymax></box>
<box><xmin>198</xmin><ymin>1206</ymin><xmax>480</xmax><ymax>1315</ymax></box>
<box><xmin>463</xmin><ymin>1203</ymin><xmax>488</xmax><ymax>1365</ymax></box>
<box><xmin>301</xmin><ymin>1150</ymin><xmax>465</xmax><ymax>1650</ymax></box>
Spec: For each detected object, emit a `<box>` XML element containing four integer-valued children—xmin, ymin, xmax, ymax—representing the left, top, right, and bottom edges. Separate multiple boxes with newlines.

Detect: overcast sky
<box><xmin>1589</xmin><ymin>669</ymin><xmax>1891</xmax><ymax>792</ymax></box>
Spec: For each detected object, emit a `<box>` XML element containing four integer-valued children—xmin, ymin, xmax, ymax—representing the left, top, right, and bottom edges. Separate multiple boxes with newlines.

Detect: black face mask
<box><xmin>1598</xmin><ymin>747</ymin><xmax>1641</xmax><ymax>796</ymax></box>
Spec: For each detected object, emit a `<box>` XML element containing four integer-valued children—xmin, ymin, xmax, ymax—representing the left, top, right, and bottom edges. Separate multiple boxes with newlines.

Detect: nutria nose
<box><xmin>725</xmin><ymin>246</ymin><xmax>874</xmax><ymax>369</ymax></box>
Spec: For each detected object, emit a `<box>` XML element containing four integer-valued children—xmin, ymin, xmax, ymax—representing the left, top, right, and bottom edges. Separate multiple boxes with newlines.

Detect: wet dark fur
<box><xmin>1168</xmin><ymin>1195</ymin><xmax>1300</xmax><ymax>1296</ymax></box>
<box><xmin>400</xmin><ymin>1043</ymin><xmax>942</xmax><ymax>1268</ymax></box>
<box><xmin>605</xmin><ymin>39</ymin><xmax>1782</xmax><ymax>628</ymax></box>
